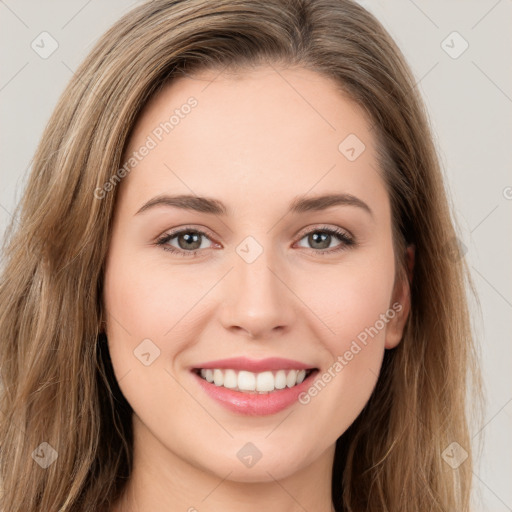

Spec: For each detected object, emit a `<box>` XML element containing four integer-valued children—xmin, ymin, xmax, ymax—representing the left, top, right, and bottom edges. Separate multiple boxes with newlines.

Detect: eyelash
<box><xmin>155</xmin><ymin>225</ymin><xmax>356</xmax><ymax>258</ymax></box>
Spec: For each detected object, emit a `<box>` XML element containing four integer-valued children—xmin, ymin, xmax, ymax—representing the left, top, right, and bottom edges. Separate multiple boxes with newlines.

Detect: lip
<box><xmin>191</xmin><ymin>356</ymin><xmax>315</xmax><ymax>373</ymax></box>
<box><xmin>192</xmin><ymin>367</ymin><xmax>319</xmax><ymax>416</ymax></box>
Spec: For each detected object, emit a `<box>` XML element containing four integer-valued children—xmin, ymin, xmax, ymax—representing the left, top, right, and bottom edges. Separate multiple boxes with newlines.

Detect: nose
<box><xmin>219</xmin><ymin>245</ymin><xmax>296</xmax><ymax>339</ymax></box>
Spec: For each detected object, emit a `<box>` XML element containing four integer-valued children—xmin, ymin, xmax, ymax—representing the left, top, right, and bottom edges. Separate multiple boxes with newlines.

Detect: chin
<box><xmin>198</xmin><ymin>444</ymin><xmax>312</xmax><ymax>483</ymax></box>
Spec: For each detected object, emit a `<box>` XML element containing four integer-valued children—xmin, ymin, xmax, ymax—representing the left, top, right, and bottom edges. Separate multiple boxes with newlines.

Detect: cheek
<box><xmin>293</xmin><ymin>245</ymin><xmax>395</xmax><ymax>429</ymax></box>
<box><xmin>102</xmin><ymin>246</ymin><xmax>226</xmax><ymax>411</ymax></box>
<box><xmin>102</xmin><ymin>249</ymin><xmax>205</xmax><ymax>431</ymax></box>
<box><xmin>103</xmin><ymin>250</ymin><xmax>207</xmax><ymax>344</ymax></box>
<box><xmin>306</xmin><ymin>247</ymin><xmax>396</xmax><ymax>356</ymax></box>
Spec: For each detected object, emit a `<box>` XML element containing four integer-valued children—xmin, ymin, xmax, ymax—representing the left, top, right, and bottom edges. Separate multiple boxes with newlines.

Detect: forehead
<box><xmin>118</xmin><ymin>66</ymin><xmax>385</xmax><ymax>214</ymax></box>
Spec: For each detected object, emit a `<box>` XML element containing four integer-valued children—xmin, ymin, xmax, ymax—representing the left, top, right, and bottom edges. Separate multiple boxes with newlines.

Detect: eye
<box><xmin>155</xmin><ymin>224</ymin><xmax>355</xmax><ymax>257</ymax></box>
<box><xmin>295</xmin><ymin>225</ymin><xmax>355</xmax><ymax>255</ymax></box>
<box><xmin>155</xmin><ymin>228</ymin><xmax>216</xmax><ymax>257</ymax></box>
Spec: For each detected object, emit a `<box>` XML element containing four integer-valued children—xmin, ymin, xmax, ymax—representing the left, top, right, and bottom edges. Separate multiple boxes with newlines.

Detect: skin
<box><xmin>104</xmin><ymin>65</ymin><xmax>413</xmax><ymax>512</ymax></box>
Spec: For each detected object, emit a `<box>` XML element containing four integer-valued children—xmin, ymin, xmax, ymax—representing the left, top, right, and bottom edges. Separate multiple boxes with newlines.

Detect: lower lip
<box><xmin>192</xmin><ymin>370</ymin><xmax>318</xmax><ymax>416</ymax></box>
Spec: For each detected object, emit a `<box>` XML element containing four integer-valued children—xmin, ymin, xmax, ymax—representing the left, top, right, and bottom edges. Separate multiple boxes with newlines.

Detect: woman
<box><xmin>0</xmin><ymin>0</ymin><xmax>483</xmax><ymax>510</ymax></box>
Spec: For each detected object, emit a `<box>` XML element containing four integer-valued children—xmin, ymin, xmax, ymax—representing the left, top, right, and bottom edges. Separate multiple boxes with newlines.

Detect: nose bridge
<box><xmin>235</xmin><ymin>235</ymin><xmax>283</xmax><ymax>306</ymax></box>
<box><xmin>220</xmin><ymin>235</ymin><xmax>293</xmax><ymax>337</ymax></box>
<box><xmin>237</xmin><ymin>242</ymin><xmax>278</xmax><ymax>299</ymax></box>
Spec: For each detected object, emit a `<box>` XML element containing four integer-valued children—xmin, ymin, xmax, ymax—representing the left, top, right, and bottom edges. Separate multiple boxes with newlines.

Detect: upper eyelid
<box><xmin>159</xmin><ymin>225</ymin><xmax>217</xmax><ymax>243</ymax></box>
<box><xmin>295</xmin><ymin>224</ymin><xmax>353</xmax><ymax>240</ymax></box>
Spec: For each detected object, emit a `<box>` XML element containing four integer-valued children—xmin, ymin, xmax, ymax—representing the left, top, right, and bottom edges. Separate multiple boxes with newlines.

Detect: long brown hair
<box><xmin>0</xmin><ymin>0</ymin><xmax>483</xmax><ymax>510</ymax></box>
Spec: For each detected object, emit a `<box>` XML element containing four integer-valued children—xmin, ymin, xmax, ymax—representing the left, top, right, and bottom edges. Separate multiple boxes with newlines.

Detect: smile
<box><xmin>190</xmin><ymin>357</ymin><xmax>320</xmax><ymax>416</ymax></box>
<box><xmin>194</xmin><ymin>368</ymin><xmax>316</xmax><ymax>393</ymax></box>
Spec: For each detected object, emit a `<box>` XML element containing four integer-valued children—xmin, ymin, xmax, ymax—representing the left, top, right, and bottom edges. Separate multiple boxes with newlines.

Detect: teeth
<box><xmin>198</xmin><ymin>368</ymin><xmax>312</xmax><ymax>393</ymax></box>
<box><xmin>223</xmin><ymin>369</ymin><xmax>237</xmax><ymax>389</ymax></box>
<box><xmin>256</xmin><ymin>371</ymin><xmax>274</xmax><ymax>392</ymax></box>
<box><xmin>286</xmin><ymin>370</ymin><xmax>297</xmax><ymax>388</ymax></box>
<box><xmin>238</xmin><ymin>370</ymin><xmax>256</xmax><ymax>391</ymax></box>
<box><xmin>213</xmin><ymin>369</ymin><xmax>224</xmax><ymax>386</ymax></box>
<box><xmin>275</xmin><ymin>370</ymin><xmax>287</xmax><ymax>389</ymax></box>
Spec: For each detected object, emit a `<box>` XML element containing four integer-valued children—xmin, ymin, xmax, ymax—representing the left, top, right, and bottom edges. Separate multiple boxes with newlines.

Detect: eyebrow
<box><xmin>135</xmin><ymin>192</ymin><xmax>373</xmax><ymax>218</ymax></box>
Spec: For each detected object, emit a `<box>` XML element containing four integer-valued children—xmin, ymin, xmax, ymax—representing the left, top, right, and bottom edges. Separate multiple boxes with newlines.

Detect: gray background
<box><xmin>0</xmin><ymin>1</ymin><xmax>511</xmax><ymax>510</ymax></box>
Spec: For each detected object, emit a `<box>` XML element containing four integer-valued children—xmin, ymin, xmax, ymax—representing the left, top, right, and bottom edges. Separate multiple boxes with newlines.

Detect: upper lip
<box><xmin>191</xmin><ymin>357</ymin><xmax>316</xmax><ymax>373</ymax></box>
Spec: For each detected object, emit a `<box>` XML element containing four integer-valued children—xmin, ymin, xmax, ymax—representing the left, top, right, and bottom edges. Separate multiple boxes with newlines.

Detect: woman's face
<box><xmin>103</xmin><ymin>66</ymin><xmax>411</xmax><ymax>483</ymax></box>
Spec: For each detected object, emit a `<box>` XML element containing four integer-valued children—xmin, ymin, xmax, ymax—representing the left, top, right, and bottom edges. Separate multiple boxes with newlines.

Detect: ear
<box><xmin>385</xmin><ymin>244</ymin><xmax>415</xmax><ymax>349</ymax></box>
